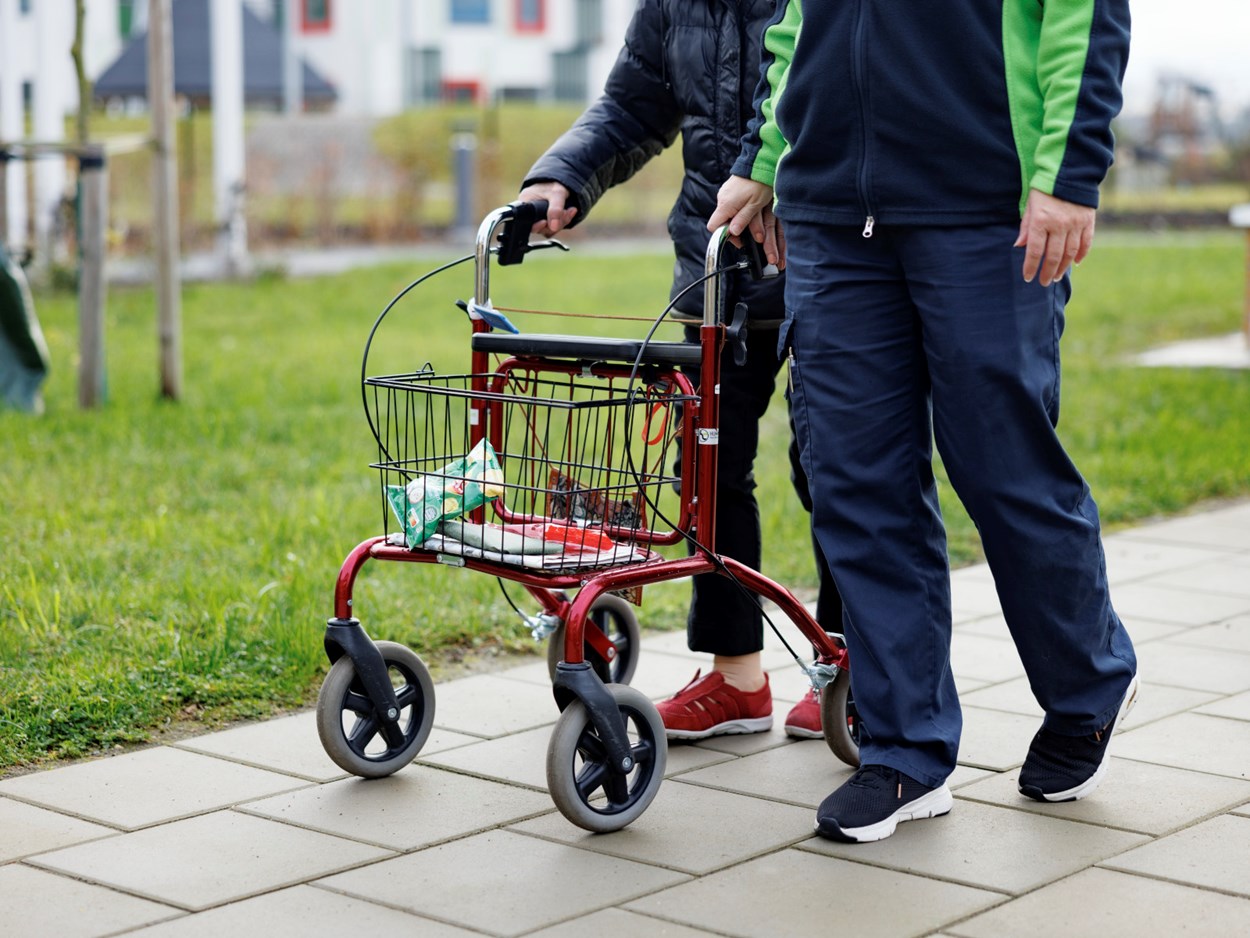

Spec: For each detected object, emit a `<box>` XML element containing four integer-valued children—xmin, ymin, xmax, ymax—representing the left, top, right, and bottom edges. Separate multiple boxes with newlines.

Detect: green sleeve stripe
<box><xmin>1002</xmin><ymin>0</ymin><xmax>1095</xmax><ymax>214</ymax></box>
<box><xmin>750</xmin><ymin>0</ymin><xmax>802</xmax><ymax>187</ymax></box>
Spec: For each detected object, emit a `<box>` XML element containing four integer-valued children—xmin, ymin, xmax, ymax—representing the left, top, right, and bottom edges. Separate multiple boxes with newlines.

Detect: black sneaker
<box><xmin>1018</xmin><ymin>674</ymin><xmax>1140</xmax><ymax>803</ymax></box>
<box><xmin>814</xmin><ymin>764</ymin><xmax>953</xmax><ymax>843</ymax></box>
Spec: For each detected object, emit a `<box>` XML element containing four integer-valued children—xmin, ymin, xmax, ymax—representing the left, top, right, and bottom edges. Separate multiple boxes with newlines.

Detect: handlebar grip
<box><xmin>742</xmin><ymin>235</ymin><xmax>780</xmax><ymax>281</ymax></box>
<box><xmin>497</xmin><ymin>199</ymin><xmax>551</xmax><ymax>267</ymax></box>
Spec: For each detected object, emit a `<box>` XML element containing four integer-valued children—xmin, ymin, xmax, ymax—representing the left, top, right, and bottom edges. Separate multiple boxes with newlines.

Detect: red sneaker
<box><xmin>784</xmin><ymin>688</ymin><xmax>823</xmax><ymax>739</ymax></box>
<box><xmin>656</xmin><ymin>670</ymin><xmax>773</xmax><ymax>740</ymax></box>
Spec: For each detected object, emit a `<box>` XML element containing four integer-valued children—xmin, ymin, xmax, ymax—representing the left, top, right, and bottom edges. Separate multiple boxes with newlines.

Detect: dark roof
<box><xmin>93</xmin><ymin>0</ymin><xmax>336</xmax><ymax>104</ymax></box>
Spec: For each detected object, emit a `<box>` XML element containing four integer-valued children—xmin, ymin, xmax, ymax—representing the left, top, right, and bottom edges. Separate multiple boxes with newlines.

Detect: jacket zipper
<box><xmin>851</xmin><ymin>0</ymin><xmax>875</xmax><ymax>237</ymax></box>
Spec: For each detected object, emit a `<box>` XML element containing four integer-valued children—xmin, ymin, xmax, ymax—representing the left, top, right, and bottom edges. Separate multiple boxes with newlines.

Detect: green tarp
<box><xmin>0</xmin><ymin>245</ymin><xmax>49</xmax><ymax>414</ymax></box>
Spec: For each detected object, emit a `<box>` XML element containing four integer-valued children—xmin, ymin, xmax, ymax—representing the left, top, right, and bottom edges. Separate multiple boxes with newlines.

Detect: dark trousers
<box><xmin>783</xmin><ymin>221</ymin><xmax>1137</xmax><ymax>787</ymax></box>
<box><xmin>681</xmin><ymin>325</ymin><xmax>841</xmax><ymax>656</ymax></box>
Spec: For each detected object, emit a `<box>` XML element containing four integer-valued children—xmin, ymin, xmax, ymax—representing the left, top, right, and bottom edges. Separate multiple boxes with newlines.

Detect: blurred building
<box><xmin>254</xmin><ymin>0</ymin><xmax>636</xmax><ymax>115</ymax></box>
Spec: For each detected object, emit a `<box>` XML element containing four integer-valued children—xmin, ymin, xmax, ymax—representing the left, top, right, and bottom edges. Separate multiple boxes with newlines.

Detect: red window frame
<box><xmin>515</xmin><ymin>0</ymin><xmax>545</xmax><ymax>33</ymax></box>
<box><xmin>301</xmin><ymin>0</ymin><xmax>332</xmax><ymax>33</ymax></box>
<box><xmin>442</xmin><ymin>80</ymin><xmax>482</xmax><ymax>104</ymax></box>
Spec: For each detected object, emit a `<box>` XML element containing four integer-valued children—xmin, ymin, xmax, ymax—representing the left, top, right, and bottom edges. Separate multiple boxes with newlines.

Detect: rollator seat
<box><xmin>471</xmin><ymin>332</ymin><xmax>701</xmax><ymax>367</ymax></box>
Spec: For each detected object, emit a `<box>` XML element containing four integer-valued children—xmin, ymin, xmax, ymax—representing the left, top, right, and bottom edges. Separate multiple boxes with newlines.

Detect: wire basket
<box><xmin>364</xmin><ymin>366</ymin><xmax>697</xmax><ymax>572</ymax></box>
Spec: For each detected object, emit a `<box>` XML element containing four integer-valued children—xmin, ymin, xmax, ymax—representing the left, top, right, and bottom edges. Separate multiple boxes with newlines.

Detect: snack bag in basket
<box><xmin>386</xmin><ymin>439</ymin><xmax>504</xmax><ymax>548</ymax></box>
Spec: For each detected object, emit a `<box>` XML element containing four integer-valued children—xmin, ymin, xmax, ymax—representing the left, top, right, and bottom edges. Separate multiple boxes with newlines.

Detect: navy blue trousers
<box><xmin>783</xmin><ymin>221</ymin><xmax>1137</xmax><ymax>787</ymax></box>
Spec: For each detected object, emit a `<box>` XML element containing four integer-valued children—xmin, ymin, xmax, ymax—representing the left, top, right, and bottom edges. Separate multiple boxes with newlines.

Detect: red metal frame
<box><xmin>334</xmin><ymin>214</ymin><xmax>844</xmax><ymax>677</ymax></box>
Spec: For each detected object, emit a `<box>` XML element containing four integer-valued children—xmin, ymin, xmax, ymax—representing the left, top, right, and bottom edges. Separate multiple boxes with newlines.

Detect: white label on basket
<box><xmin>469</xmin><ymin>407</ymin><xmax>480</xmax><ymax>426</ymax></box>
<box><xmin>697</xmin><ymin>428</ymin><xmax>719</xmax><ymax>445</ymax></box>
<box><xmin>437</xmin><ymin>554</ymin><xmax>466</xmax><ymax>567</ymax></box>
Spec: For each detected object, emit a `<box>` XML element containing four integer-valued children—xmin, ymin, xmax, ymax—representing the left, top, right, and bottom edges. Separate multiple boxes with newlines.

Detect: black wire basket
<box><xmin>364</xmin><ymin>366</ymin><xmax>696</xmax><ymax>572</ymax></box>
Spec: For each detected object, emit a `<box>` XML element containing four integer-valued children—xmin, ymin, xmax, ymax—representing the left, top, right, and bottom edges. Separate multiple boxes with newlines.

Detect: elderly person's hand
<box><xmin>517</xmin><ymin>181</ymin><xmax>579</xmax><ymax>236</ymax></box>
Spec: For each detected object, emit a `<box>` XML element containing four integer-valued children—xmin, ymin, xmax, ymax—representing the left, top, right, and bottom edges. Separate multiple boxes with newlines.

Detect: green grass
<box><xmin>2</xmin><ymin>232</ymin><xmax>1249</xmax><ymax>770</ymax></box>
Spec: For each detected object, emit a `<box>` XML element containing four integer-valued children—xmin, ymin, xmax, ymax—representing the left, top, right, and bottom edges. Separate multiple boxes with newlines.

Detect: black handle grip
<box><xmin>497</xmin><ymin>199</ymin><xmax>550</xmax><ymax>267</ymax></box>
<box><xmin>742</xmin><ymin>236</ymin><xmax>780</xmax><ymax>281</ymax></box>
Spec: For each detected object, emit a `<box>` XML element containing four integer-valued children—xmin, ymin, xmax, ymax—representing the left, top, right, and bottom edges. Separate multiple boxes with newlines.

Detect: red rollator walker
<box><xmin>317</xmin><ymin>202</ymin><xmax>861</xmax><ymax>832</ymax></box>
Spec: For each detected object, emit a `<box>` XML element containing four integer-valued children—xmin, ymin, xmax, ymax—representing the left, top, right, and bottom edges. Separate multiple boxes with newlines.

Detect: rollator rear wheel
<box><xmin>545</xmin><ymin>593</ymin><xmax>641</xmax><ymax>686</ymax></box>
<box><xmin>546</xmin><ymin>684</ymin><xmax>667</xmax><ymax>832</ymax></box>
<box><xmin>820</xmin><ymin>668</ymin><xmax>862</xmax><ymax>768</ymax></box>
<box><xmin>317</xmin><ymin>640</ymin><xmax>435</xmax><ymax>778</ymax></box>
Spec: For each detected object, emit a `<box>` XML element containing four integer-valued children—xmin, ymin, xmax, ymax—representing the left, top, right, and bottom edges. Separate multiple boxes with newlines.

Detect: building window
<box><xmin>575</xmin><ymin>0</ymin><xmax>602</xmax><ymax>45</ymax></box>
<box><xmin>302</xmin><ymin>0</ymin><xmax>331</xmax><ymax>33</ymax></box>
<box><xmin>19</xmin><ymin>0</ymin><xmax>31</xmax><ymax>15</ymax></box>
<box><xmin>515</xmin><ymin>0</ymin><xmax>544</xmax><ymax>32</ymax></box>
<box><xmin>118</xmin><ymin>0</ymin><xmax>134</xmax><ymax>38</ymax></box>
<box><xmin>450</xmin><ymin>0</ymin><xmax>490</xmax><ymax>25</ymax></box>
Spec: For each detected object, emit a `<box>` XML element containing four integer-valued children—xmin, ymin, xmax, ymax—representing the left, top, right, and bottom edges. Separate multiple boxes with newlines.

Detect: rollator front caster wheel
<box><xmin>317</xmin><ymin>640</ymin><xmax>435</xmax><ymax>778</ymax></box>
<box><xmin>545</xmin><ymin>593</ymin><xmax>641</xmax><ymax>686</ymax></box>
<box><xmin>820</xmin><ymin>668</ymin><xmax>862</xmax><ymax>768</ymax></box>
<box><xmin>546</xmin><ymin>684</ymin><xmax>666</xmax><ymax>832</ymax></box>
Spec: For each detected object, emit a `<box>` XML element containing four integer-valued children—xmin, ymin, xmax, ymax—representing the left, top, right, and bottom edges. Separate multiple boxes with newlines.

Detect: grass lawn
<box><xmin>2</xmin><ymin>231</ymin><xmax>1249</xmax><ymax>770</ymax></box>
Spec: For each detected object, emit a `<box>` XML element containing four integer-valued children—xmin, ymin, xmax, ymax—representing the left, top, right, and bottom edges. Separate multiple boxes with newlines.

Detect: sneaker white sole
<box><xmin>1035</xmin><ymin>673</ymin><xmax>1140</xmax><ymax>803</ymax></box>
<box><xmin>784</xmin><ymin>725</ymin><xmax>824</xmax><ymax>740</ymax></box>
<box><xmin>665</xmin><ymin>715</ymin><xmax>773</xmax><ymax>740</ymax></box>
<box><xmin>816</xmin><ymin>784</ymin><xmax>954</xmax><ymax>843</ymax></box>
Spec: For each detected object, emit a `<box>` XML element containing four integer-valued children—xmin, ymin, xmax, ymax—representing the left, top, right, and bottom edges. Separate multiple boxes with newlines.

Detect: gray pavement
<box><xmin>3</xmin><ymin>500</ymin><xmax>1250</xmax><ymax>937</ymax></box>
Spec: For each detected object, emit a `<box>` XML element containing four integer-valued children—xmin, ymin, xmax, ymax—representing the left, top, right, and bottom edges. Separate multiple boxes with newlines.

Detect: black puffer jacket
<box><xmin>523</xmin><ymin>0</ymin><xmax>783</xmax><ymax>323</ymax></box>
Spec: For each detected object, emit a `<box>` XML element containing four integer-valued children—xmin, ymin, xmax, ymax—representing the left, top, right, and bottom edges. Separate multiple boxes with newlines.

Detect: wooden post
<box><xmin>0</xmin><ymin>150</ymin><xmax>8</xmax><ymax>246</ymax></box>
<box><xmin>148</xmin><ymin>0</ymin><xmax>182</xmax><ymax>400</ymax></box>
<box><xmin>1231</xmin><ymin>205</ymin><xmax>1250</xmax><ymax>349</ymax></box>
<box><xmin>77</xmin><ymin>148</ymin><xmax>107</xmax><ymax>408</ymax></box>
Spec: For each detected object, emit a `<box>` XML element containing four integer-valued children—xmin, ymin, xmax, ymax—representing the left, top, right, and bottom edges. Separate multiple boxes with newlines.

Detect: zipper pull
<box><xmin>862</xmin><ymin>215</ymin><xmax>875</xmax><ymax>238</ymax></box>
<box><xmin>787</xmin><ymin>348</ymin><xmax>796</xmax><ymax>393</ymax></box>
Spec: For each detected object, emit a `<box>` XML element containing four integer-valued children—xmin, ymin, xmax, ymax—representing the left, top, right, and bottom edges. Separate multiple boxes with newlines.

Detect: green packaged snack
<box><xmin>386</xmin><ymin>439</ymin><xmax>504</xmax><ymax>547</ymax></box>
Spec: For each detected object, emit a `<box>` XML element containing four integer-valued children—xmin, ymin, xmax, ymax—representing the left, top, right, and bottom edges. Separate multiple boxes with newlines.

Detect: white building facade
<box><xmin>0</xmin><ymin>0</ymin><xmax>637</xmax><ymax>250</ymax></box>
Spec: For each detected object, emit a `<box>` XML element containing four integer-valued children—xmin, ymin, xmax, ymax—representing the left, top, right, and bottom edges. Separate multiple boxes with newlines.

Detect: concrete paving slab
<box><xmin>238</xmin><ymin>763</ymin><xmax>553</xmax><ymax>850</ymax></box>
<box><xmin>685</xmin><ymin>723</ymin><xmax>792</xmax><ymax>757</ymax></box>
<box><xmin>27</xmin><ymin>810</ymin><xmax>392</xmax><ymax>912</ymax></box>
<box><xmin>122</xmin><ymin>884</ymin><xmax>480</xmax><ymax>937</ymax></box>
<box><xmin>1133</xmin><ymin>640</ymin><xmax>1250</xmax><ymax>694</ymax></box>
<box><xmin>626</xmin><ymin>849</ymin><xmax>1003</xmax><ymax>938</ymax></box>
<box><xmin>1100</xmin><ymin>536</ymin><xmax>1232</xmax><ymax>585</ymax></box>
<box><xmin>1101</xmin><ymin>814</ymin><xmax>1250</xmax><ymax>897</ymax></box>
<box><xmin>1119</xmin><ymin>513</ymin><xmax>1250</xmax><ymax>551</ymax></box>
<box><xmin>173</xmin><ymin>711</ymin><xmax>348</xmax><ymax>782</ymax></box>
<box><xmin>947</xmin><ymin>867</ymin><xmax>1250</xmax><ymax>938</ymax></box>
<box><xmin>1151</xmin><ymin>557</ymin><xmax>1250</xmax><ymax>599</ymax></box>
<box><xmin>0</xmin><ymin>747</ymin><xmax>309</xmax><ymax>830</ymax></box>
<box><xmin>1172</xmin><ymin>614</ymin><xmax>1250</xmax><ymax>654</ymax></box>
<box><xmin>0</xmin><ymin>796</ymin><xmax>116</xmax><ymax>862</ymax></box>
<box><xmin>317</xmin><ymin>829</ymin><xmax>689</xmax><ymax>937</ymax></box>
<box><xmin>526</xmin><ymin>907</ymin><xmax>720</xmax><ymax>937</ymax></box>
<box><xmin>0</xmin><ymin>863</ymin><xmax>178</xmax><ymax>938</ymax></box>
<box><xmin>673</xmin><ymin>737</ymin><xmax>854</xmax><ymax>809</ymax></box>
<box><xmin>419</xmin><ymin>723</ymin><xmax>730</xmax><ymax>790</ymax></box>
<box><xmin>949</xmin><ymin>633</ymin><xmax>1026</xmax><ymax>684</ymax></box>
<box><xmin>954</xmin><ymin>757</ymin><xmax>1250</xmax><ymax>835</ymax></box>
<box><xmin>950</xmin><ymin>575</ymin><xmax>1004</xmax><ymax>621</ymax></box>
<box><xmin>1114</xmin><ymin>713</ymin><xmax>1250</xmax><ymax>780</ymax></box>
<box><xmin>956</xmin><ymin>707</ymin><xmax>1040</xmax><ymax>771</ymax></box>
<box><xmin>1102</xmin><ymin>581</ymin><xmax>1250</xmax><ymax>627</ymax></box>
<box><xmin>959</xmin><ymin>677</ymin><xmax>1218</xmax><ymax>731</ymax></box>
<box><xmin>800</xmin><ymin>799</ymin><xmax>1147</xmax><ymax>894</ymax></box>
<box><xmin>510</xmin><ymin>781</ymin><xmax>815</xmax><ymax>875</ymax></box>
<box><xmin>1195</xmin><ymin>689</ymin><xmax>1250</xmax><ymax>721</ymax></box>
<box><xmin>1135</xmin><ymin>331</ymin><xmax>1250</xmax><ymax>370</ymax></box>
<box><xmin>431</xmin><ymin>673</ymin><xmax>560</xmax><ymax>737</ymax></box>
